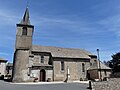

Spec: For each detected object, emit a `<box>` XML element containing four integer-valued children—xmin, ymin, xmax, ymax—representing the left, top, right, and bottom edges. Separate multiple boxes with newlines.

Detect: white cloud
<box><xmin>31</xmin><ymin>15</ymin><xmax>107</xmax><ymax>36</ymax></box>
<box><xmin>0</xmin><ymin>9</ymin><xmax>20</xmax><ymax>26</ymax></box>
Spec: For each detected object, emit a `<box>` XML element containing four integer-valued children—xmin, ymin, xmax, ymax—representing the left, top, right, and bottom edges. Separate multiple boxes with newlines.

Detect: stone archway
<box><xmin>40</xmin><ymin>69</ymin><xmax>46</xmax><ymax>82</ymax></box>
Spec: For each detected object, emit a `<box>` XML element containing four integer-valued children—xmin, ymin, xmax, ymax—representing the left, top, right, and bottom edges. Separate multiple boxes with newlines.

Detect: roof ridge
<box><xmin>33</xmin><ymin>45</ymin><xmax>86</xmax><ymax>51</ymax></box>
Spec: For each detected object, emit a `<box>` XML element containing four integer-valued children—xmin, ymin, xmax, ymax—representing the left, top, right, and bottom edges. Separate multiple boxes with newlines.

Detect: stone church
<box><xmin>12</xmin><ymin>7</ymin><xmax>109</xmax><ymax>82</ymax></box>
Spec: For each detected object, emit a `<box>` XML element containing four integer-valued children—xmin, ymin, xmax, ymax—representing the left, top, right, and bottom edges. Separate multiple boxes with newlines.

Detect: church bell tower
<box><xmin>16</xmin><ymin>7</ymin><xmax>34</xmax><ymax>49</ymax></box>
<box><xmin>12</xmin><ymin>7</ymin><xmax>34</xmax><ymax>82</ymax></box>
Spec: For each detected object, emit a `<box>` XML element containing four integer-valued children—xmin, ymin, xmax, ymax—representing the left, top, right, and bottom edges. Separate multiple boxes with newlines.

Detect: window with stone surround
<box><xmin>61</xmin><ymin>61</ymin><xmax>64</xmax><ymax>71</ymax></box>
<box><xmin>41</xmin><ymin>55</ymin><xmax>44</xmax><ymax>63</ymax></box>
<box><xmin>82</xmin><ymin>63</ymin><xmax>85</xmax><ymax>72</ymax></box>
<box><xmin>22</xmin><ymin>27</ymin><xmax>27</xmax><ymax>35</ymax></box>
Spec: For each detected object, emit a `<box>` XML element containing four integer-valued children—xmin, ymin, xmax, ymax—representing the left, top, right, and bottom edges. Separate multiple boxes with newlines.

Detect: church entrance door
<box><xmin>40</xmin><ymin>69</ymin><xmax>46</xmax><ymax>82</ymax></box>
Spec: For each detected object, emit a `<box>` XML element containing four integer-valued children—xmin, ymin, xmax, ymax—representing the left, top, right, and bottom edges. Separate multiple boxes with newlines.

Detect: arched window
<box><xmin>82</xmin><ymin>63</ymin><xmax>85</xmax><ymax>72</ymax></box>
<box><xmin>22</xmin><ymin>27</ymin><xmax>27</xmax><ymax>35</ymax></box>
<box><xmin>61</xmin><ymin>61</ymin><xmax>64</xmax><ymax>71</ymax></box>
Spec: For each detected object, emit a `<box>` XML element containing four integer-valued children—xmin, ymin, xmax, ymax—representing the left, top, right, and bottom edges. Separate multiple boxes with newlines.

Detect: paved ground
<box><xmin>0</xmin><ymin>80</ymin><xmax>89</xmax><ymax>90</ymax></box>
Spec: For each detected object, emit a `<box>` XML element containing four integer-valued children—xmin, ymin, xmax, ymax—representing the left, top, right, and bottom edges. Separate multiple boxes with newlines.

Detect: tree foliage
<box><xmin>104</xmin><ymin>52</ymin><xmax>120</xmax><ymax>73</ymax></box>
<box><xmin>103</xmin><ymin>52</ymin><xmax>120</xmax><ymax>73</ymax></box>
<box><xmin>111</xmin><ymin>52</ymin><xmax>120</xmax><ymax>73</ymax></box>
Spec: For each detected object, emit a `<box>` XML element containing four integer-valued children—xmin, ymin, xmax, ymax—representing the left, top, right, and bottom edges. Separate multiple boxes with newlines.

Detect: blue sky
<box><xmin>0</xmin><ymin>0</ymin><xmax>120</xmax><ymax>62</ymax></box>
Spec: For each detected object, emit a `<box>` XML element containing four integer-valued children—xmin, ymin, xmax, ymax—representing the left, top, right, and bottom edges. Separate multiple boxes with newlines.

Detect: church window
<box><xmin>104</xmin><ymin>70</ymin><xmax>107</xmax><ymax>76</ymax></box>
<box><xmin>22</xmin><ymin>27</ymin><xmax>27</xmax><ymax>35</ymax></box>
<box><xmin>41</xmin><ymin>56</ymin><xmax>44</xmax><ymax>63</ymax></box>
<box><xmin>82</xmin><ymin>63</ymin><xmax>85</xmax><ymax>72</ymax></box>
<box><xmin>61</xmin><ymin>61</ymin><xmax>64</xmax><ymax>71</ymax></box>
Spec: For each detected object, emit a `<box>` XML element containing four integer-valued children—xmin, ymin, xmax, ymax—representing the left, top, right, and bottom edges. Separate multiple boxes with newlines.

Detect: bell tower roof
<box><xmin>20</xmin><ymin>7</ymin><xmax>31</xmax><ymax>25</ymax></box>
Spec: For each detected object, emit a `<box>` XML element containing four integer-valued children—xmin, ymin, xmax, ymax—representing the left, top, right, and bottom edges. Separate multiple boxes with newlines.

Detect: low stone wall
<box><xmin>92</xmin><ymin>78</ymin><xmax>120</xmax><ymax>90</ymax></box>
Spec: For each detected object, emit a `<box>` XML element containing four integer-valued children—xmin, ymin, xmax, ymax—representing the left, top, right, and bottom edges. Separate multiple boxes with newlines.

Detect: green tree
<box><xmin>111</xmin><ymin>52</ymin><xmax>120</xmax><ymax>73</ymax></box>
<box><xmin>103</xmin><ymin>60</ymin><xmax>113</xmax><ymax>69</ymax></box>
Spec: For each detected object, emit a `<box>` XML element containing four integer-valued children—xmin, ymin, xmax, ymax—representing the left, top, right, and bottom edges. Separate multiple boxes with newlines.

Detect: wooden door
<box><xmin>40</xmin><ymin>69</ymin><xmax>46</xmax><ymax>82</ymax></box>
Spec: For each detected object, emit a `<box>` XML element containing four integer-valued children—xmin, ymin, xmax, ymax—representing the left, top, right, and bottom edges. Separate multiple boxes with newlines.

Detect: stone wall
<box><xmin>0</xmin><ymin>62</ymin><xmax>7</xmax><ymax>76</ymax></box>
<box><xmin>31</xmin><ymin>52</ymin><xmax>51</xmax><ymax>65</ymax></box>
<box><xmin>92</xmin><ymin>78</ymin><xmax>120</xmax><ymax>90</ymax></box>
<box><xmin>53</xmin><ymin>58</ymin><xmax>90</xmax><ymax>81</ymax></box>
<box><xmin>12</xmin><ymin>50</ymin><xmax>31</xmax><ymax>82</ymax></box>
<box><xmin>16</xmin><ymin>25</ymin><xmax>34</xmax><ymax>50</ymax></box>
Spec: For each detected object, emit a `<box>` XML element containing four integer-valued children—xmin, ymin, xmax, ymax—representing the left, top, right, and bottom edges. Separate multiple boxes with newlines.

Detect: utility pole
<box><xmin>97</xmin><ymin>49</ymin><xmax>102</xmax><ymax>81</ymax></box>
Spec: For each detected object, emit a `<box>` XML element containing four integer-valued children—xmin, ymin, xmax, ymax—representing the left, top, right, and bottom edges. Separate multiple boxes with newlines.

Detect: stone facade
<box><xmin>0</xmin><ymin>58</ymin><xmax>7</xmax><ymax>77</ymax></box>
<box><xmin>53</xmin><ymin>58</ymin><xmax>90</xmax><ymax>81</ymax></box>
<box><xmin>13</xmin><ymin>50</ymin><xmax>31</xmax><ymax>82</ymax></box>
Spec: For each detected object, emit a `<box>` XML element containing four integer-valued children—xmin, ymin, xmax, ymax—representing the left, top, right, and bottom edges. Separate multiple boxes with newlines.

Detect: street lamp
<box><xmin>97</xmin><ymin>49</ymin><xmax>102</xmax><ymax>81</ymax></box>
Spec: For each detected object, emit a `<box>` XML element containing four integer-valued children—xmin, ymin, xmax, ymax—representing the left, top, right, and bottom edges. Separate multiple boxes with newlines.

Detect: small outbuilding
<box><xmin>0</xmin><ymin>57</ymin><xmax>7</xmax><ymax>79</ymax></box>
<box><xmin>87</xmin><ymin>61</ymin><xmax>111</xmax><ymax>81</ymax></box>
